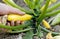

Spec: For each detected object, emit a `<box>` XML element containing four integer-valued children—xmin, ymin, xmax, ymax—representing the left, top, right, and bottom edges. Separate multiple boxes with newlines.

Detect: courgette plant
<box><xmin>0</xmin><ymin>0</ymin><xmax>60</xmax><ymax>39</ymax></box>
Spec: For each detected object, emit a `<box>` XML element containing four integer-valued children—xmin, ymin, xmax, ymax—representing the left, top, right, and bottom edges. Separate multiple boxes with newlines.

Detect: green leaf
<box><xmin>51</xmin><ymin>13</ymin><xmax>60</xmax><ymax>25</ymax></box>
<box><xmin>23</xmin><ymin>30</ymin><xmax>33</xmax><ymax>39</ymax></box>
<box><xmin>37</xmin><ymin>25</ymin><xmax>43</xmax><ymax>37</ymax></box>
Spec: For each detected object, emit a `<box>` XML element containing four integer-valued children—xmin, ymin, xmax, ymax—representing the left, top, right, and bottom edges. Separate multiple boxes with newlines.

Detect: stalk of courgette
<box><xmin>40</xmin><ymin>26</ymin><xmax>60</xmax><ymax>35</ymax></box>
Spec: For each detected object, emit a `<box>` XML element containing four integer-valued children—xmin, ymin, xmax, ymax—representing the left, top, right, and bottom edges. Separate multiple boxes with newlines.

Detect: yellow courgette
<box><xmin>7</xmin><ymin>14</ymin><xmax>32</xmax><ymax>21</ymax></box>
<box><xmin>42</xmin><ymin>20</ymin><xmax>51</xmax><ymax>29</ymax></box>
<box><xmin>46</xmin><ymin>32</ymin><xmax>53</xmax><ymax>39</ymax></box>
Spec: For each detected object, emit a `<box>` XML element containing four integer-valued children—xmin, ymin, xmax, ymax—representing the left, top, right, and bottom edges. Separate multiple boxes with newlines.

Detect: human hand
<box><xmin>0</xmin><ymin>3</ymin><xmax>25</xmax><ymax>15</ymax></box>
<box><xmin>0</xmin><ymin>3</ymin><xmax>24</xmax><ymax>26</ymax></box>
<box><xmin>0</xmin><ymin>3</ymin><xmax>25</xmax><ymax>32</ymax></box>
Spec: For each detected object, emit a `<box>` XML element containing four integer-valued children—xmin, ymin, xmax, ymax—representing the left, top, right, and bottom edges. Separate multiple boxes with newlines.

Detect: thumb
<box><xmin>8</xmin><ymin>6</ymin><xmax>25</xmax><ymax>15</ymax></box>
<box><xmin>0</xmin><ymin>3</ymin><xmax>25</xmax><ymax>15</ymax></box>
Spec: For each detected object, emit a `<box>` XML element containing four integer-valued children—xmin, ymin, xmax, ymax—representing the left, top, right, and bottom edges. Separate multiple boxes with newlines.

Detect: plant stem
<box><xmin>47</xmin><ymin>3</ymin><xmax>60</xmax><ymax>13</ymax></box>
<box><xmin>37</xmin><ymin>0</ymin><xmax>50</xmax><ymax>24</ymax></box>
<box><xmin>40</xmin><ymin>26</ymin><xmax>60</xmax><ymax>35</ymax></box>
<box><xmin>45</xmin><ymin>10</ymin><xmax>60</xmax><ymax>17</ymax></box>
<box><xmin>7</xmin><ymin>28</ymin><xmax>33</xmax><ymax>33</ymax></box>
<box><xmin>0</xmin><ymin>24</ymin><xmax>29</xmax><ymax>30</ymax></box>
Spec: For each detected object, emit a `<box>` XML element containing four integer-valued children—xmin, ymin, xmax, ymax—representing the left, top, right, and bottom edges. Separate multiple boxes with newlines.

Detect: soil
<box><xmin>0</xmin><ymin>0</ymin><xmax>60</xmax><ymax>39</ymax></box>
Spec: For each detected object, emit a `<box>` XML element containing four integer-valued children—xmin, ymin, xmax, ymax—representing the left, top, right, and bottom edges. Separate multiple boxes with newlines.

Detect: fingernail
<box><xmin>11</xmin><ymin>21</ymin><xmax>15</xmax><ymax>26</ymax></box>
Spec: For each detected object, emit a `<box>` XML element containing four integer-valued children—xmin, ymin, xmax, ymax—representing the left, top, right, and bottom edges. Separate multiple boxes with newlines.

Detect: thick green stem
<box><xmin>37</xmin><ymin>0</ymin><xmax>50</xmax><ymax>24</ymax></box>
<box><xmin>7</xmin><ymin>28</ymin><xmax>33</xmax><ymax>33</ymax></box>
<box><xmin>45</xmin><ymin>10</ymin><xmax>60</xmax><ymax>17</ymax></box>
<box><xmin>0</xmin><ymin>24</ymin><xmax>29</xmax><ymax>30</ymax></box>
<box><xmin>47</xmin><ymin>3</ymin><xmax>60</xmax><ymax>13</ymax></box>
<box><xmin>40</xmin><ymin>26</ymin><xmax>60</xmax><ymax>35</ymax></box>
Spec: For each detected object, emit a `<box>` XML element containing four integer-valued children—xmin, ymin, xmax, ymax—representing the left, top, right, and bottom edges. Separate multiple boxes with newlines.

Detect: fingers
<box><xmin>15</xmin><ymin>21</ymin><xmax>21</xmax><ymax>26</ymax></box>
<box><xmin>10</xmin><ymin>21</ymin><xmax>21</xmax><ymax>26</ymax></box>
<box><xmin>7</xmin><ymin>22</ymin><xmax>10</xmax><ymax>26</ymax></box>
<box><xmin>7</xmin><ymin>21</ymin><xmax>22</xmax><ymax>26</ymax></box>
<box><xmin>20</xmin><ymin>21</ymin><xmax>24</xmax><ymax>24</ymax></box>
<box><xmin>10</xmin><ymin>21</ymin><xmax>15</xmax><ymax>26</ymax></box>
